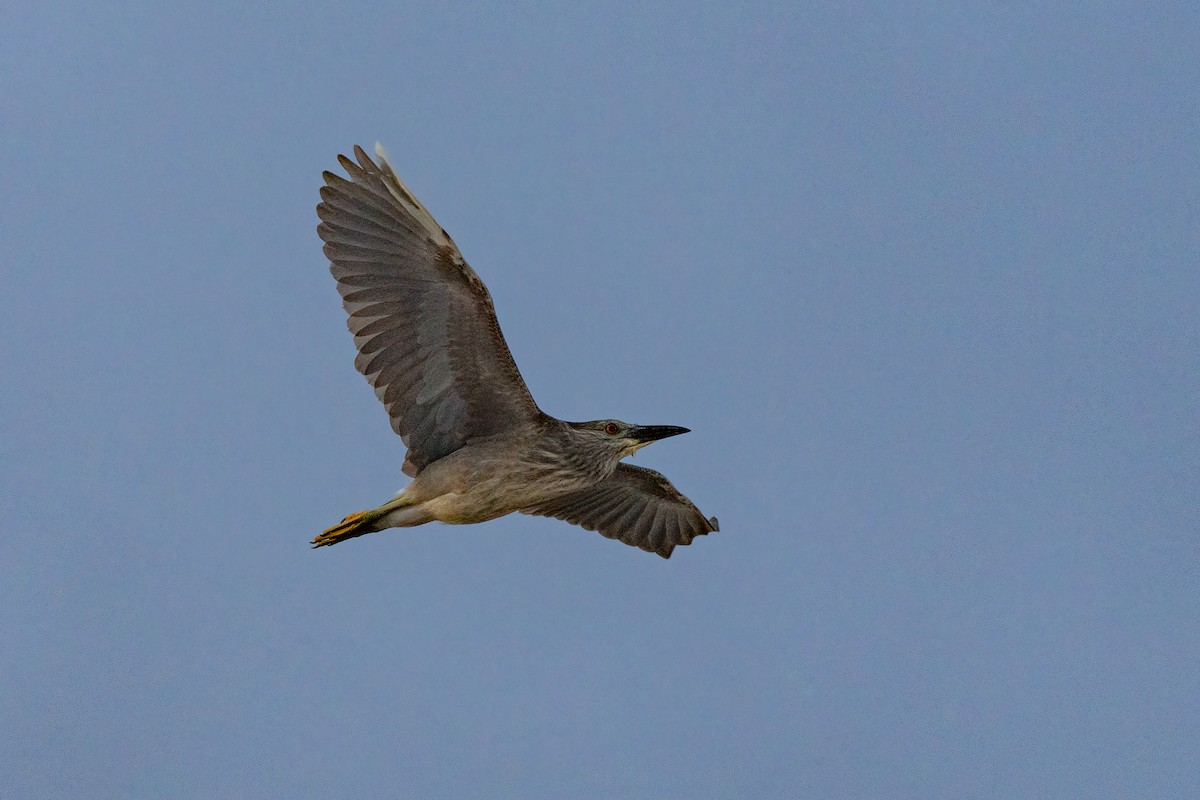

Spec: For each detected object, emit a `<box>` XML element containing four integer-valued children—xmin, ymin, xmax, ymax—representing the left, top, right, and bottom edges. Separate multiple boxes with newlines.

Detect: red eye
<box><xmin>604</xmin><ymin>422</ymin><xmax>620</xmax><ymax>435</ymax></box>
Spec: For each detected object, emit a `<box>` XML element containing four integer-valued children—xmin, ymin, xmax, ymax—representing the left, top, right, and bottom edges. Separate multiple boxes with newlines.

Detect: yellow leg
<box><xmin>311</xmin><ymin>492</ymin><xmax>416</xmax><ymax>549</ymax></box>
<box><xmin>312</xmin><ymin>510</ymin><xmax>370</xmax><ymax>548</ymax></box>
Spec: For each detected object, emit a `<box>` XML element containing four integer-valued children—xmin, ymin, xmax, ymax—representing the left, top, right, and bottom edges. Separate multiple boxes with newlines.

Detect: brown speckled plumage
<box><xmin>313</xmin><ymin>145</ymin><xmax>716</xmax><ymax>558</ymax></box>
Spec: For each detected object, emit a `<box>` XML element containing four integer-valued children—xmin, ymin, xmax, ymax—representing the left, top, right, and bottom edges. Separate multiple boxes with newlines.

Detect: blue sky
<box><xmin>2</xmin><ymin>2</ymin><xmax>1197</xmax><ymax>797</ymax></box>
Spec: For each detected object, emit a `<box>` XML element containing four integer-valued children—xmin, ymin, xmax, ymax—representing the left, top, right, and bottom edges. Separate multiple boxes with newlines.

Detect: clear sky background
<box><xmin>2</xmin><ymin>3</ymin><xmax>1197</xmax><ymax>798</ymax></box>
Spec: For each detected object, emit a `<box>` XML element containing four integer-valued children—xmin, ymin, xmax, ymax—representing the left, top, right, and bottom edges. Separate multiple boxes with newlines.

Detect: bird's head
<box><xmin>570</xmin><ymin>419</ymin><xmax>690</xmax><ymax>460</ymax></box>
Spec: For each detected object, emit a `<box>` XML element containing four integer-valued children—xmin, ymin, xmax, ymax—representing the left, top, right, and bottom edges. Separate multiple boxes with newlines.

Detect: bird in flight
<box><xmin>313</xmin><ymin>144</ymin><xmax>718</xmax><ymax>558</ymax></box>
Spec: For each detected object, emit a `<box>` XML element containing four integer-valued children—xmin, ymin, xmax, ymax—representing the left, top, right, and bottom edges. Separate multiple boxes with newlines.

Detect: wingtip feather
<box><xmin>374</xmin><ymin>141</ymin><xmax>391</xmax><ymax>166</ymax></box>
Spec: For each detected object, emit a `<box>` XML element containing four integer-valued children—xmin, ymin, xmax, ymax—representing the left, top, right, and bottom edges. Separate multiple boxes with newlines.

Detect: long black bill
<box><xmin>630</xmin><ymin>424</ymin><xmax>690</xmax><ymax>444</ymax></box>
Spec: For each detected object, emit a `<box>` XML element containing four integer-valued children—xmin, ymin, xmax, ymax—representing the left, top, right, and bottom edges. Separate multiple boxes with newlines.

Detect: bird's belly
<box><xmin>420</xmin><ymin>472</ymin><xmax>595</xmax><ymax>525</ymax></box>
<box><xmin>421</xmin><ymin>493</ymin><xmax>508</xmax><ymax>525</ymax></box>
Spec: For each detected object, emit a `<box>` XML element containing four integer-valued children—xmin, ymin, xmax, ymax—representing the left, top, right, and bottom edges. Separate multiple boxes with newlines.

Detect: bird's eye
<box><xmin>604</xmin><ymin>422</ymin><xmax>620</xmax><ymax>435</ymax></box>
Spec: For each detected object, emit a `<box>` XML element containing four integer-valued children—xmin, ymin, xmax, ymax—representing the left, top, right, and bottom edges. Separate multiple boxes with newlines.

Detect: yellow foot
<box><xmin>312</xmin><ymin>510</ymin><xmax>369</xmax><ymax>548</ymax></box>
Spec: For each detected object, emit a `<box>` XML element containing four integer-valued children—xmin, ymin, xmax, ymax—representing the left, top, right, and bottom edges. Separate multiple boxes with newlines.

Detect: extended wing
<box><xmin>318</xmin><ymin>145</ymin><xmax>545</xmax><ymax>475</ymax></box>
<box><xmin>522</xmin><ymin>463</ymin><xmax>719</xmax><ymax>558</ymax></box>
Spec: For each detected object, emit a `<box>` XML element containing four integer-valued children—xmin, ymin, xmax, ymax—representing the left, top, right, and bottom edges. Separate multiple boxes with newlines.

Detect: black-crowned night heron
<box><xmin>313</xmin><ymin>145</ymin><xmax>718</xmax><ymax>558</ymax></box>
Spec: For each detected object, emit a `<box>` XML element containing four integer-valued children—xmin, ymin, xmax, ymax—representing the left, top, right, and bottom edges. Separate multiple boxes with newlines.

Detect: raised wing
<box><xmin>521</xmin><ymin>463</ymin><xmax>719</xmax><ymax>558</ymax></box>
<box><xmin>318</xmin><ymin>145</ymin><xmax>544</xmax><ymax>475</ymax></box>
